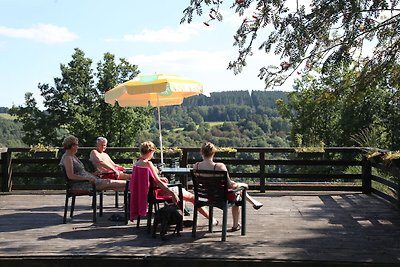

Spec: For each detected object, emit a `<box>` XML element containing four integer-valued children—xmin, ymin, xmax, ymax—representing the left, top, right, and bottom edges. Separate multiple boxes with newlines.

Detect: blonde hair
<box><xmin>201</xmin><ymin>142</ymin><xmax>217</xmax><ymax>158</ymax></box>
<box><xmin>140</xmin><ymin>141</ymin><xmax>156</xmax><ymax>155</ymax></box>
<box><xmin>63</xmin><ymin>135</ymin><xmax>79</xmax><ymax>150</ymax></box>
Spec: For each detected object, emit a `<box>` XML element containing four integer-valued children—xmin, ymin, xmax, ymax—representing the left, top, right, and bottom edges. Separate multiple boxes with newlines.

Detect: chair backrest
<box><xmin>190</xmin><ymin>169</ymin><xmax>229</xmax><ymax>206</ymax></box>
<box><xmin>129</xmin><ymin>166</ymin><xmax>152</xmax><ymax>219</ymax></box>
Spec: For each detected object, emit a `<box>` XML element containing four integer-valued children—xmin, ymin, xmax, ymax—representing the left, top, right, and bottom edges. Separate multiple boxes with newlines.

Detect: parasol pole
<box><xmin>156</xmin><ymin>96</ymin><xmax>164</xmax><ymax>165</ymax></box>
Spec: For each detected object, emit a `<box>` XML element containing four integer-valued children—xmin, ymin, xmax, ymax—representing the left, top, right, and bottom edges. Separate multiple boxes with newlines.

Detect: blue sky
<box><xmin>0</xmin><ymin>0</ymin><xmax>294</xmax><ymax>108</ymax></box>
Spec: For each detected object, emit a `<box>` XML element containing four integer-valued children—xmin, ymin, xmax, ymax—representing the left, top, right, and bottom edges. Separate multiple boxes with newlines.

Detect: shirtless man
<box><xmin>89</xmin><ymin>137</ymin><xmax>130</xmax><ymax>180</ymax></box>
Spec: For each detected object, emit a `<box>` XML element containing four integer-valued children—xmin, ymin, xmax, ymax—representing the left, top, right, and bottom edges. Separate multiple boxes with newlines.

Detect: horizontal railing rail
<box><xmin>1</xmin><ymin>146</ymin><xmax>399</xmax><ymax>208</ymax></box>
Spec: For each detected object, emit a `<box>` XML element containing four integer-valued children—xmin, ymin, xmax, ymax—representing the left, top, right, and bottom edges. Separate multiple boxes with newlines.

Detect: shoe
<box><xmin>253</xmin><ymin>203</ymin><xmax>263</xmax><ymax>210</ymax></box>
<box><xmin>229</xmin><ymin>223</ymin><xmax>241</xmax><ymax>232</ymax></box>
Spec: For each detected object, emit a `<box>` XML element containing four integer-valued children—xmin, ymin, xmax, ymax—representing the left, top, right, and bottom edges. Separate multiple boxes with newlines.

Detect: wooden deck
<box><xmin>1</xmin><ymin>191</ymin><xmax>400</xmax><ymax>267</ymax></box>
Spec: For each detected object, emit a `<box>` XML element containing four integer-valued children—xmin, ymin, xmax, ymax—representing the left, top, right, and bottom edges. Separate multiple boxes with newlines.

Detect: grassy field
<box><xmin>207</xmin><ymin>121</ymin><xmax>230</xmax><ymax>127</ymax></box>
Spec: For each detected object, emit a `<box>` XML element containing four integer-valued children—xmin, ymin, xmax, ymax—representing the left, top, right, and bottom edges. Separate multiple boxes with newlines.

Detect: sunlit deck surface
<box><xmin>1</xmin><ymin>190</ymin><xmax>400</xmax><ymax>267</ymax></box>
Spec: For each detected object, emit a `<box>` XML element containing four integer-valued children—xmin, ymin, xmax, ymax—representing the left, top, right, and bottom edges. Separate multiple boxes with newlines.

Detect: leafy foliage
<box><xmin>9</xmin><ymin>48</ymin><xmax>152</xmax><ymax>147</ymax></box>
<box><xmin>278</xmin><ymin>62</ymin><xmax>399</xmax><ymax>149</ymax></box>
<box><xmin>181</xmin><ymin>0</ymin><xmax>400</xmax><ymax>91</ymax></box>
<box><xmin>0</xmin><ymin>116</ymin><xmax>24</xmax><ymax>147</ymax></box>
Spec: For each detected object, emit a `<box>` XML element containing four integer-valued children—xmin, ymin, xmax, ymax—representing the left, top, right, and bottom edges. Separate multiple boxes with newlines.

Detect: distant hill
<box><xmin>0</xmin><ymin>107</ymin><xmax>9</xmax><ymax>113</ymax></box>
<box><xmin>182</xmin><ymin>90</ymin><xmax>288</xmax><ymax>107</ymax></box>
<box><xmin>0</xmin><ymin>91</ymin><xmax>290</xmax><ymax>148</ymax></box>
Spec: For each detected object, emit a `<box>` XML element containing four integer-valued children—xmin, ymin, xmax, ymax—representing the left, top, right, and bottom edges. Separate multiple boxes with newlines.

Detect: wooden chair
<box><xmin>126</xmin><ymin>166</ymin><xmax>183</xmax><ymax>232</ymax></box>
<box><xmin>190</xmin><ymin>169</ymin><xmax>246</xmax><ymax>241</ymax></box>
<box><xmin>61</xmin><ymin>166</ymin><xmax>102</xmax><ymax>223</ymax></box>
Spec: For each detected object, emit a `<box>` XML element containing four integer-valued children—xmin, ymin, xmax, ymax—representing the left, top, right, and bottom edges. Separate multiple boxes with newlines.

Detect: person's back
<box><xmin>194</xmin><ymin>142</ymin><xmax>263</xmax><ymax>231</ymax></box>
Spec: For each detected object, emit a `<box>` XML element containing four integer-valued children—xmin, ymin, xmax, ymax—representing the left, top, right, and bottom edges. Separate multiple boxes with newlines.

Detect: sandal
<box><xmin>253</xmin><ymin>203</ymin><xmax>263</xmax><ymax>210</ymax></box>
<box><xmin>229</xmin><ymin>223</ymin><xmax>241</xmax><ymax>232</ymax></box>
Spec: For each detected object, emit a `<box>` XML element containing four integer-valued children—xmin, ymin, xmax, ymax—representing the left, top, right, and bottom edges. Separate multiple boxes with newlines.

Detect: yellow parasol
<box><xmin>105</xmin><ymin>74</ymin><xmax>203</xmax><ymax>164</ymax></box>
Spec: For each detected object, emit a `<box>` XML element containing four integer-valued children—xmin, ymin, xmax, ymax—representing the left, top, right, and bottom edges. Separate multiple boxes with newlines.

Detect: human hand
<box><xmin>160</xmin><ymin>176</ymin><xmax>169</xmax><ymax>183</ymax></box>
<box><xmin>237</xmin><ymin>182</ymin><xmax>248</xmax><ymax>189</ymax></box>
<box><xmin>171</xmin><ymin>191</ymin><xmax>180</xmax><ymax>204</ymax></box>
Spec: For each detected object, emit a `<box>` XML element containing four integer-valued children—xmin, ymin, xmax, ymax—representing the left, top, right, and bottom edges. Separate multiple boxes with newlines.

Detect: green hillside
<box><xmin>0</xmin><ymin>90</ymin><xmax>289</xmax><ymax>148</ymax></box>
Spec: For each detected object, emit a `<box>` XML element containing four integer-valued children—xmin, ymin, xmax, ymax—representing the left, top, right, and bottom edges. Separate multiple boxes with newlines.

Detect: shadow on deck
<box><xmin>0</xmin><ymin>191</ymin><xmax>399</xmax><ymax>267</ymax></box>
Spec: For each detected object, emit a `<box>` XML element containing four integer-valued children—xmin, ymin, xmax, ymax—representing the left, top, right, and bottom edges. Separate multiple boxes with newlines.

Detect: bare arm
<box><xmin>215</xmin><ymin>163</ymin><xmax>248</xmax><ymax>189</ymax></box>
<box><xmin>147</xmin><ymin>161</ymin><xmax>179</xmax><ymax>203</ymax></box>
<box><xmin>90</xmin><ymin>150</ymin><xmax>115</xmax><ymax>170</ymax></box>
<box><xmin>90</xmin><ymin>150</ymin><xmax>124</xmax><ymax>178</ymax></box>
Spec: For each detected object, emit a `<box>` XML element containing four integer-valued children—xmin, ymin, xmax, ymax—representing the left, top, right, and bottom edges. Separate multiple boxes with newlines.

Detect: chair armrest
<box><xmin>232</xmin><ymin>186</ymin><xmax>247</xmax><ymax>193</ymax></box>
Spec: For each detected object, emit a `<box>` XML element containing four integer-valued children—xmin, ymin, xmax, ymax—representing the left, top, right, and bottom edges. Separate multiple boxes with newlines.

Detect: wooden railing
<box><xmin>0</xmin><ymin>146</ymin><xmax>399</xmax><ymax>208</ymax></box>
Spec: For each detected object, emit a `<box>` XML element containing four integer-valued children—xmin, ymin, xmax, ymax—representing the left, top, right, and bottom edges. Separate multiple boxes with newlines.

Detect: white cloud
<box><xmin>128</xmin><ymin>48</ymin><xmax>293</xmax><ymax>93</ymax></box>
<box><xmin>123</xmin><ymin>23</ymin><xmax>210</xmax><ymax>43</ymax></box>
<box><xmin>0</xmin><ymin>24</ymin><xmax>78</xmax><ymax>44</ymax></box>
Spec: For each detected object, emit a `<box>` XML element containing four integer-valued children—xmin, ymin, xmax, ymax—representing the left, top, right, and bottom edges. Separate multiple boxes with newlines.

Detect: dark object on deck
<box><xmin>152</xmin><ymin>204</ymin><xmax>183</xmax><ymax>240</ymax></box>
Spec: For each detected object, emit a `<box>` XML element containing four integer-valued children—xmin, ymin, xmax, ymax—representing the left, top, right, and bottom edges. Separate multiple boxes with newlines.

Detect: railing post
<box><xmin>1</xmin><ymin>148</ymin><xmax>12</xmax><ymax>192</ymax></box>
<box><xmin>362</xmin><ymin>155</ymin><xmax>372</xmax><ymax>194</ymax></box>
<box><xmin>181</xmin><ymin>149</ymin><xmax>188</xmax><ymax>168</ymax></box>
<box><xmin>259</xmin><ymin>151</ymin><xmax>265</xmax><ymax>193</ymax></box>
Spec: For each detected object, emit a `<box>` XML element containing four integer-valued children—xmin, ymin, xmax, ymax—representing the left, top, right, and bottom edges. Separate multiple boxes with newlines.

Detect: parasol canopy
<box><xmin>105</xmin><ymin>73</ymin><xmax>203</xmax><ymax>164</ymax></box>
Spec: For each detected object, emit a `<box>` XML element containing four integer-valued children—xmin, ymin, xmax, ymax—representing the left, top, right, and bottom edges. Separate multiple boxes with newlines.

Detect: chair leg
<box><xmin>115</xmin><ymin>191</ymin><xmax>119</xmax><ymax>208</ymax></box>
<box><xmin>192</xmin><ymin>206</ymin><xmax>198</xmax><ymax>238</ymax></box>
<box><xmin>99</xmin><ymin>191</ymin><xmax>103</xmax><ymax>217</ymax></box>
<box><xmin>124</xmin><ymin>188</ymin><xmax>129</xmax><ymax>225</ymax></box>
<box><xmin>241</xmin><ymin>190</ymin><xmax>246</xmax><ymax>236</ymax></box>
<box><xmin>63</xmin><ymin>195</ymin><xmax>69</xmax><ymax>224</ymax></box>
<box><xmin>136</xmin><ymin>215</ymin><xmax>141</xmax><ymax>228</ymax></box>
<box><xmin>208</xmin><ymin>207</ymin><xmax>214</xmax><ymax>232</ymax></box>
<box><xmin>70</xmin><ymin>196</ymin><xmax>76</xmax><ymax>218</ymax></box>
<box><xmin>222</xmin><ymin>204</ymin><xmax>228</xmax><ymax>242</ymax></box>
<box><xmin>92</xmin><ymin>191</ymin><xmax>97</xmax><ymax>223</ymax></box>
<box><xmin>147</xmin><ymin>202</ymin><xmax>154</xmax><ymax>233</ymax></box>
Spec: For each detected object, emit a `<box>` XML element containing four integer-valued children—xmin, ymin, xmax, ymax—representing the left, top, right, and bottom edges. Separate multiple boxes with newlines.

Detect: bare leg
<box><xmin>97</xmin><ymin>179</ymin><xmax>126</xmax><ymax>191</ymax></box>
<box><xmin>245</xmin><ymin>192</ymin><xmax>263</xmax><ymax>209</ymax></box>
<box><xmin>231</xmin><ymin>206</ymin><xmax>240</xmax><ymax>229</ymax></box>
<box><xmin>182</xmin><ymin>189</ymin><xmax>217</xmax><ymax>223</ymax></box>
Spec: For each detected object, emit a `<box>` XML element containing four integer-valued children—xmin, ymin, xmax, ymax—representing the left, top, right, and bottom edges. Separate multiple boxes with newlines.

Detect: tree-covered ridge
<box><xmin>1</xmin><ymin>88</ymin><xmax>290</xmax><ymax>149</ymax></box>
<box><xmin>0</xmin><ymin>116</ymin><xmax>24</xmax><ymax>147</ymax></box>
<box><xmin>142</xmin><ymin>90</ymin><xmax>290</xmax><ymax>148</ymax></box>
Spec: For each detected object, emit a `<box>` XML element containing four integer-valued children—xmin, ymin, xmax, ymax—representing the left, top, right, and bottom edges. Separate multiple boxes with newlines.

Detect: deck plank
<box><xmin>1</xmin><ymin>191</ymin><xmax>400</xmax><ymax>266</ymax></box>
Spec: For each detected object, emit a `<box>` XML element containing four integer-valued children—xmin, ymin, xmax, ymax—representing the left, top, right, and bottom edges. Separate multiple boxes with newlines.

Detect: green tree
<box><xmin>277</xmin><ymin>63</ymin><xmax>393</xmax><ymax>148</ymax></box>
<box><xmin>10</xmin><ymin>48</ymin><xmax>152</xmax><ymax>147</ymax></box>
<box><xmin>182</xmin><ymin>0</ymin><xmax>400</xmax><ymax>90</ymax></box>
